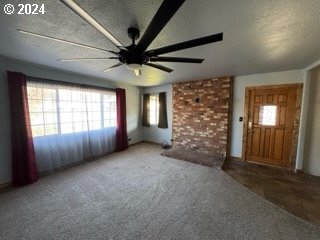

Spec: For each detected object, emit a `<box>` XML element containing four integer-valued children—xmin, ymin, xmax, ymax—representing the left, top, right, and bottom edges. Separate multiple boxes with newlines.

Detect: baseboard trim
<box><xmin>0</xmin><ymin>182</ymin><xmax>11</xmax><ymax>190</ymax></box>
<box><xmin>295</xmin><ymin>169</ymin><xmax>304</xmax><ymax>174</ymax></box>
<box><xmin>222</xmin><ymin>156</ymin><xmax>243</xmax><ymax>170</ymax></box>
<box><xmin>142</xmin><ymin>140</ymin><xmax>162</xmax><ymax>145</ymax></box>
<box><xmin>228</xmin><ymin>156</ymin><xmax>243</xmax><ymax>162</ymax></box>
<box><xmin>128</xmin><ymin>140</ymin><xmax>163</xmax><ymax>147</ymax></box>
<box><xmin>129</xmin><ymin>140</ymin><xmax>144</xmax><ymax>147</ymax></box>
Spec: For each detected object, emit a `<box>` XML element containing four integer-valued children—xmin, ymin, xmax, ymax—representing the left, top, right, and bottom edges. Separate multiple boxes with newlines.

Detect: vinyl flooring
<box><xmin>223</xmin><ymin>160</ymin><xmax>320</xmax><ymax>227</ymax></box>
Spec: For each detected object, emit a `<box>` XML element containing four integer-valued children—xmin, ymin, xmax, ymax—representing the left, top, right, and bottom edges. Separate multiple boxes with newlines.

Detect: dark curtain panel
<box><xmin>115</xmin><ymin>88</ymin><xmax>128</xmax><ymax>151</ymax></box>
<box><xmin>142</xmin><ymin>94</ymin><xmax>150</xmax><ymax>127</ymax></box>
<box><xmin>158</xmin><ymin>92</ymin><xmax>168</xmax><ymax>129</ymax></box>
<box><xmin>7</xmin><ymin>71</ymin><xmax>38</xmax><ymax>186</ymax></box>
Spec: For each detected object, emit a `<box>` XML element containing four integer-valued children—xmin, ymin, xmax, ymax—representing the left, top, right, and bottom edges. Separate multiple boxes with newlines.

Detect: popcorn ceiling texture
<box><xmin>172</xmin><ymin>77</ymin><xmax>233</xmax><ymax>156</ymax></box>
<box><xmin>1</xmin><ymin>1</ymin><xmax>319</xmax><ymax>85</ymax></box>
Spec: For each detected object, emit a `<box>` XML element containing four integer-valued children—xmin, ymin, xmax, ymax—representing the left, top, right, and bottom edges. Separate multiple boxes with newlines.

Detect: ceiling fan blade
<box><xmin>58</xmin><ymin>57</ymin><xmax>118</xmax><ymax>62</ymax></box>
<box><xmin>147</xmin><ymin>32</ymin><xmax>223</xmax><ymax>57</ymax></box>
<box><xmin>150</xmin><ymin>56</ymin><xmax>204</xmax><ymax>63</ymax></box>
<box><xmin>102</xmin><ymin>62</ymin><xmax>123</xmax><ymax>72</ymax></box>
<box><xmin>61</xmin><ymin>0</ymin><xmax>124</xmax><ymax>48</ymax></box>
<box><xmin>135</xmin><ymin>0</ymin><xmax>185</xmax><ymax>54</ymax></box>
<box><xmin>17</xmin><ymin>29</ymin><xmax>118</xmax><ymax>54</ymax></box>
<box><xmin>145</xmin><ymin>63</ymin><xmax>173</xmax><ymax>73</ymax></box>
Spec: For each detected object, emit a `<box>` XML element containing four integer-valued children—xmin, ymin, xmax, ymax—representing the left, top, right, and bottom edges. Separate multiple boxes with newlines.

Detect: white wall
<box><xmin>2</xmin><ymin>57</ymin><xmax>318</xmax><ymax>182</ymax></box>
<box><xmin>303</xmin><ymin>66</ymin><xmax>320</xmax><ymax>176</ymax></box>
<box><xmin>0</xmin><ymin>56</ymin><xmax>142</xmax><ymax>184</ymax></box>
<box><xmin>141</xmin><ymin>84</ymin><xmax>172</xmax><ymax>144</ymax></box>
<box><xmin>230</xmin><ymin>70</ymin><xmax>304</xmax><ymax>158</ymax></box>
<box><xmin>117</xmin><ymin>83</ymin><xmax>142</xmax><ymax>145</ymax></box>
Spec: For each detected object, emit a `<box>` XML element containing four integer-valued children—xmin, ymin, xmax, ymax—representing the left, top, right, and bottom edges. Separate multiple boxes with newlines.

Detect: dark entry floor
<box><xmin>223</xmin><ymin>160</ymin><xmax>320</xmax><ymax>227</ymax></box>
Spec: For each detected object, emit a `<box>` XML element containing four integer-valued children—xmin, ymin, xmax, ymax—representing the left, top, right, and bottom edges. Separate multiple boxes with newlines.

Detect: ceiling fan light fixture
<box><xmin>127</xmin><ymin>63</ymin><xmax>142</xmax><ymax>76</ymax></box>
<box><xmin>127</xmin><ymin>63</ymin><xmax>142</xmax><ymax>71</ymax></box>
<box><xmin>134</xmin><ymin>69</ymin><xmax>141</xmax><ymax>77</ymax></box>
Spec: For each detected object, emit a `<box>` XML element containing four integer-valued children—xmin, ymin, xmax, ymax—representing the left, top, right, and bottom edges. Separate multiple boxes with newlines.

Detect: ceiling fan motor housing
<box><xmin>119</xmin><ymin>47</ymin><xmax>148</xmax><ymax>65</ymax></box>
<box><xmin>119</xmin><ymin>28</ymin><xmax>149</xmax><ymax>65</ymax></box>
<box><xmin>128</xmin><ymin>27</ymin><xmax>140</xmax><ymax>42</ymax></box>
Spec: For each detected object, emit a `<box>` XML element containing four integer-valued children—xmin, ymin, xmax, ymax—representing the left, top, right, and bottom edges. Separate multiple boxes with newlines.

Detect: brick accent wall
<box><xmin>172</xmin><ymin>77</ymin><xmax>233</xmax><ymax>156</ymax></box>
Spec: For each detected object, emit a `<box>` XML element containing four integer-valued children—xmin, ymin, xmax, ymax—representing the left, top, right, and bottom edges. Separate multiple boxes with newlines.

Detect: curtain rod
<box><xmin>27</xmin><ymin>76</ymin><xmax>115</xmax><ymax>92</ymax></box>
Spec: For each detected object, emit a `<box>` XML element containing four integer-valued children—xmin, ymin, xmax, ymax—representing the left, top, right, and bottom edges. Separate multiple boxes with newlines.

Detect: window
<box><xmin>259</xmin><ymin>105</ymin><xmax>277</xmax><ymax>126</ymax></box>
<box><xmin>27</xmin><ymin>82</ymin><xmax>116</xmax><ymax>137</ymax></box>
<box><xmin>149</xmin><ymin>95</ymin><xmax>159</xmax><ymax>125</ymax></box>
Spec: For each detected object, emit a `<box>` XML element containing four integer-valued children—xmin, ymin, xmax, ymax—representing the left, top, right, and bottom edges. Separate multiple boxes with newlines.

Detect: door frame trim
<box><xmin>242</xmin><ymin>83</ymin><xmax>303</xmax><ymax>169</ymax></box>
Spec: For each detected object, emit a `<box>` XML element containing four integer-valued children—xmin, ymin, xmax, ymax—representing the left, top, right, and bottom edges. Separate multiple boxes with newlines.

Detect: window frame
<box><xmin>27</xmin><ymin>79</ymin><xmax>117</xmax><ymax>138</ymax></box>
<box><xmin>149</xmin><ymin>94</ymin><xmax>159</xmax><ymax>126</ymax></box>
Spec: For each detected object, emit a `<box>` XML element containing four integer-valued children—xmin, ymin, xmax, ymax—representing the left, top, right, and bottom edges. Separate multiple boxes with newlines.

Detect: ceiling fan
<box><xmin>18</xmin><ymin>0</ymin><xmax>223</xmax><ymax>76</ymax></box>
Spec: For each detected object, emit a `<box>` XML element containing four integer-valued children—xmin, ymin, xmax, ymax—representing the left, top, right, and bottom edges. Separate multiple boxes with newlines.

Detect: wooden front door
<box><xmin>245</xmin><ymin>85</ymin><xmax>297</xmax><ymax>168</ymax></box>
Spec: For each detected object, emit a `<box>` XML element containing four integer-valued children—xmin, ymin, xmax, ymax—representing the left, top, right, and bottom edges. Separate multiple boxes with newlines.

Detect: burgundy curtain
<box><xmin>115</xmin><ymin>88</ymin><xmax>128</xmax><ymax>151</ymax></box>
<box><xmin>7</xmin><ymin>71</ymin><xmax>38</xmax><ymax>186</ymax></box>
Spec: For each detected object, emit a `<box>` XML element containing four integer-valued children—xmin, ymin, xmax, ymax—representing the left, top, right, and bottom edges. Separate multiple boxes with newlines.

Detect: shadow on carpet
<box><xmin>161</xmin><ymin>148</ymin><xmax>225</xmax><ymax>168</ymax></box>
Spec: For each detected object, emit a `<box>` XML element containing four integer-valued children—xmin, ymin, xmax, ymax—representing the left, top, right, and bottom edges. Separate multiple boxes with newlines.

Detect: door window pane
<box><xmin>259</xmin><ymin>105</ymin><xmax>277</xmax><ymax>126</ymax></box>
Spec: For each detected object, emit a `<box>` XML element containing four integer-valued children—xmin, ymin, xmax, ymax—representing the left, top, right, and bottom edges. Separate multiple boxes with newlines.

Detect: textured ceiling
<box><xmin>0</xmin><ymin>0</ymin><xmax>319</xmax><ymax>86</ymax></box>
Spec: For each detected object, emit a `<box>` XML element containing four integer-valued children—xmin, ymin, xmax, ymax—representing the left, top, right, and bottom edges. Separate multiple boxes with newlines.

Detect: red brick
<box><xmin>172</xmin><ymin>77</ymin><xmax>232</xmax><ymax>155</ymax></box>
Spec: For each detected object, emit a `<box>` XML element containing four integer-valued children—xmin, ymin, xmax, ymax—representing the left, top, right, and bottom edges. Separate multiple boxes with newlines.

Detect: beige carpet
<box><xmin>0</xmin><ymin>143</ymin><xmax>319</xmax><ymax>240</ymax></box>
